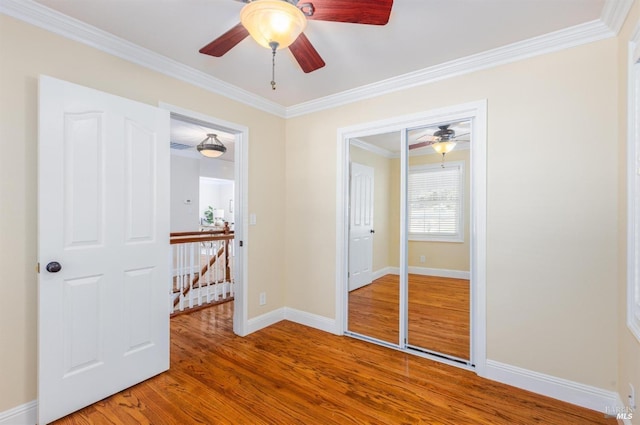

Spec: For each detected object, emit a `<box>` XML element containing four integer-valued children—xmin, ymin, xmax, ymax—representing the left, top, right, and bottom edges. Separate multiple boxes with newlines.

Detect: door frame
<box><xmin>335</xmin><ymin>100</ymin><xmax>487</xmax><ymax>374</ymax></box>
<box><xmin>160</xmin><ymin>103</ymin><xmax>249</xmax><ymax>337</ymax></box>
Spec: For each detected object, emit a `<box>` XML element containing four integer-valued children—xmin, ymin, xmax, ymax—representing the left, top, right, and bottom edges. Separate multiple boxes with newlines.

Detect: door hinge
<box><xmin>239</xmin><ymin>240</ymin><xmax>243</xmax><ymax>247</ymax></box>
<box><xmin>36</xmin><ymin>262</ymin><xmax>40</xmax><ymax>273</ymax></box>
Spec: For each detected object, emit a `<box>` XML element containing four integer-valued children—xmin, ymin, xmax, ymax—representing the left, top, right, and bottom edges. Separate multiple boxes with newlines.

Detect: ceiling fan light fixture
<box><xmin>240</xmin><ymin>0</ymin><xmax>307</xmax><ymax>50</ymax></box>
<box><xmin>197</xmin><ymin>133</ymin><xmax>227</xmax><ymax>158</ymax></box>
<box><xmin>431</xmin><ymin>140</ymin><xmax>457</xmax><ymax>155</ymax></box>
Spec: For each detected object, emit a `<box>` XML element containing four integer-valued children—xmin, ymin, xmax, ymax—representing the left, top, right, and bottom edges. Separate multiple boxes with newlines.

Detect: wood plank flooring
<box><xmin>52</xmin><ymin>301</ymin><xmax>614</xmax><ymax>424</ymax></box>
<box><xmin>348</xmin><ymin>274</ymin><xmax>470</xmax><ymax>359</ymax></box>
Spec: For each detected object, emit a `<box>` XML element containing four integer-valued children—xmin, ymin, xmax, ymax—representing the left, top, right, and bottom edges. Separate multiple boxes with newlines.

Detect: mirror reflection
<box><xmin>347</xmin><ymin>132</ymin><xmax>401</xmax><ymax>345</ymax></box>
<box><xmin>406</xmin><ymin>121</ymin><xmax>471</xmax><ymax>360</ymax></box>
<box><xmin>347</xmin><ymin>121</ymin><xmax>472</xmax><ymax>361</ymax></box>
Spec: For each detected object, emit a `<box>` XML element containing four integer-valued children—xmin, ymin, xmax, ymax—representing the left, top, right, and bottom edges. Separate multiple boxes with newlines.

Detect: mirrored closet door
<box><xmin>347</xmin><ymin>132</ymin><xmax>402</xmax><ymax>346</ymax></box>
<box><xmin>346</xmin><ymin>120</ymin><xmax>473</xmax><ymax>365</ymax></box>
<box><xmin>405</xmin><ymin>121</ymin><xmax>471</xmax><ymax>362</ymax></box>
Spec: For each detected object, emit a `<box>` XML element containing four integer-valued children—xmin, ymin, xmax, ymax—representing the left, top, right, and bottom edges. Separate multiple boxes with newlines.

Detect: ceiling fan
<box><xmin>199</xmin><ymin>0</ymin><xmax>394</xmax><ymax>88</ymax></box>
<box><xmin>409</xmin><ymin>124</ymin><xmax>470</xmax><ymax>151</ymax></box>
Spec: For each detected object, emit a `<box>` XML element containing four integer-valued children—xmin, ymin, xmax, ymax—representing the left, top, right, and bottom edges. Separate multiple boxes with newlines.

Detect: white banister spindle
<box><xmin>170</xmin><ymin>231</ymin><xmax>235</xmax><ymax>315</ymax></box>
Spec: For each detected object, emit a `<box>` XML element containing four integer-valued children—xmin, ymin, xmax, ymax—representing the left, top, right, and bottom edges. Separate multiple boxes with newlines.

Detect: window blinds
<box><xmin>408</xmin><ymin>163</ymin><xmax>462</xmax><ymax>238</ymax></box>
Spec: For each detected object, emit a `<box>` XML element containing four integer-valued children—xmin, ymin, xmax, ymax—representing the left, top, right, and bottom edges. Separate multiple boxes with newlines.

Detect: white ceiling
<box><xmin>170</xmin><ymin>117</ymin><xmax>236</xmax><ymax>161</ymax></box>
<box><xmin>29</xmin><ymin>0</ymin><xmax>609</xmax><ymax>108</ymax></box>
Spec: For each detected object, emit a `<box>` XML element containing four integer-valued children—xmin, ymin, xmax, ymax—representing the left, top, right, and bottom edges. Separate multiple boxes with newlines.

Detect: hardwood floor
<box><xmin>348</xmin><ymin>274</ymin><xmax>470</xmax><ymax>359</ymax></box>
<box><xmin>52</xmin><ymin>301</ymin><xmax>614</xmax><ymax>424</ymax></box>
<box><xmin>348</xmin><ymin>274</ymin><xmax>400</xmax><ymax>344</ymax></box>
<box><xmin>407</xmin><ymin>274</ymin><xmax>469</xmax><ymax>359</ymax></box>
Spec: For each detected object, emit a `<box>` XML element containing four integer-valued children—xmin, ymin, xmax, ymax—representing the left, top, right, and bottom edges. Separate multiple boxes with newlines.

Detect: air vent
<box><xmin>170</xmin><ymin>142</ymin><xmax>192</xmax><ymax>150</ymax></box>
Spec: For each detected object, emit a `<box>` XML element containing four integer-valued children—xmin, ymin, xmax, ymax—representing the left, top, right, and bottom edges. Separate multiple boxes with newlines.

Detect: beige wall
<box><xmin>285</xmin><ymin>38</ymin><xmax>619</xmax><ymax>390</ymax></box>
<box><xmin>349</xmin><ymin>145</ymin><xmax>393</xmax><ymax>272</ymax></box>
<box><xmin>0</xmin><ymin>15</ymin><xmax>286</xmax><ymax>411</ymax></box>
<box><xmin>386</xmin><ymin>148</ymin><xmax>471</xmax><ymax>271</ymax></box>
<box><xmin>618</xmin><ymin>0</ymin><xmax>640</xmax><ymax>420</ymax></box>
<box><xmin>2</xmin><ymin>3</ymin><xmax>636</xmax><ymax>415</ymax></box>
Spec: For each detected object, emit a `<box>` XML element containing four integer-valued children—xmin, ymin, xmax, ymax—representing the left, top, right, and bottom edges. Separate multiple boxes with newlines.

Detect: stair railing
<box><xmin>170</xmin><ymin>225</ymin><xmax>234</xmax><ymax>315</ymax></box>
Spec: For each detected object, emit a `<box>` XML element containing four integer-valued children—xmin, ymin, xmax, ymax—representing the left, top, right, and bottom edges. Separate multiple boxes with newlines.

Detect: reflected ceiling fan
<box><xmin>410</xmin><ymin>123</ymin><xmax>470</xmax><ymax>166</ymax></box>
<box><xmin>199</xmin><ymin>0</ymin><xmax>394</xmax><ymax>89</ymax></box>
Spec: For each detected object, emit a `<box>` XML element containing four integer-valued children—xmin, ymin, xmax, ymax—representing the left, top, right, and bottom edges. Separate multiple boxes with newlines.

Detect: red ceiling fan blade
<box><xmin>303</xmin><ymin>0</ymin><xmax>393</xmax><ymax>25</ymax></box>
<box><xmin>289</xmin><ymin>33</ymin><xmax>326</xmax><ymax>73</ymax></box>
<box><xmin>199</xmin><ymin>23</ymin><xmax>249</xmax><ymax>57</ymax></box>
<box><xmin>409</xmin><ymin>141</ymin><xmax>433</xmax><ymax>150</ymax></box>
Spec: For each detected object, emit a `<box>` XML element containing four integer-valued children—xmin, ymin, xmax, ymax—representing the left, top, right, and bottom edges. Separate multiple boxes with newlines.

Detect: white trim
<box><xmin>159</xmin><ymin>102</ymin><xmax>250</xmax><ymax>337</ymax></box>
<box><xmin>0</xmin><ymin>400</ymin><xmax>37</xmax><ymax>425</ymax></box>
<box><xmin>0</xmin><ymin>0</ymin><xmax>286</xmax><ymax>118</ymax></box>
<box><xmin>336</xmin><ymin>100</ymin><xmax>487</xmax><ymax>372</ymax></box>
<box><xmin>627</xmin><ymin>22</ymin><xmax>640</xmax><ymax>344</ymax></box>
<box><xmin>284</xmin><ymin>307</ymin><xmax>339</xmax><ymax>335</ymax></box>
<box><xmin>601</xmin><ymin>0</ymin><xmax>634</xmax><ymax>35</ymax></box>
<box><xmin>484</xmin><ymin>360</ymin><xmax>620</xmax><ymax>415</ymax></box>
<box><xmin>245</xmin><ymin>307</ymin><xmax>339</xmax><ymax>335</ymax></box>
<box><xmin>246</xmin><ymin>307</ymin><xmax>285</xmax><ymax>334</ymax></box>
<box><xmin>407</xmin><ymin>266</ymin><xmax>470</xmax><ymax>280</ymax></box>
<box><xmin>286</xmin><ymin>20</ymin><xmax>615</xmax><ymax>117</ymax></box>
<box><xmin>350</xmin><ymin>138</ymin><xmax>394</xmax><ymax>158</ymax></box>
<box><xmin>372</xmin><ymin>266</ymin><xmax>399</xmax><ymax>280</ymax></box>
<box><xmin>0</xmin><ymin>0</ymin><xmax>631</xmax><ymax>119</ymax></box>
<box><xmin>371</xmin><ymin>266</ymin><xmax>473</xmax><ymax>280</ymax></box>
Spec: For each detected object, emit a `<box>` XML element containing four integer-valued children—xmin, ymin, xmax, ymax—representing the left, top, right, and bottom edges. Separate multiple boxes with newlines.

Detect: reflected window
<box><xmin>408</xmin><ymin>161</ymin><xmax>464</xmax><ymax>242</ymax></box>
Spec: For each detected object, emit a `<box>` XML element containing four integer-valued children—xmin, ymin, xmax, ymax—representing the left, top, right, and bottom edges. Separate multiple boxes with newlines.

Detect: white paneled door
<box><xmin>38</xmin><ymin>76</ymin><xmax>170</xmax><ymax>424</ymax></box>
<box><xmin>349</xmin><ymin>162</ymin><xmax>374</xmax><ymax>291</ymax></box>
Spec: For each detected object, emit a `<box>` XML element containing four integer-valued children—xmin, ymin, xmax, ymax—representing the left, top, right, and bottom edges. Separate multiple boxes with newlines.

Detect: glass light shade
<box><xmin>240</xmin><ymin>0</ymin><xmax>307</xmax><ymax>50</ymax></box>
<box><xmin>197</xmin><ymin>134</ymin><xmax>227</xmax><ymax>158</ymax></box>
<box><xmin>431</xmin><ymin>141</ymin><xmax>457</xmax><ymax>155</ymax></box>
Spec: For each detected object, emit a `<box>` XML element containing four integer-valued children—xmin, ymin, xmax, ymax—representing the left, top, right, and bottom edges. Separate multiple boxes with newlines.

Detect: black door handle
<box><xmin>370</xmin><ymin>229</ymin><xmax>375</xmax><ymax>234</ymax></box>
<box><xmin>46</xmin><ymin>261</ymin><xmax>62</xmax><ymax>273</ymax></box>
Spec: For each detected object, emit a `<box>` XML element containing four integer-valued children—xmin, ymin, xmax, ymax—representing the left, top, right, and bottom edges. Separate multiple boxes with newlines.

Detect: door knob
<box><xmin>46</xmin><ymin>261</ymin><xmax>62</xmax><ymax>273</ymax></box>
<box><xmin>370</xmin><ymin>229</ymin><xmax>375</xmax><ymax>234</ymax></box>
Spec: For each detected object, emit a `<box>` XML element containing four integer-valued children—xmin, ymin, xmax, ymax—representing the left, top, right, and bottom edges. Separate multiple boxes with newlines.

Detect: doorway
<box><xmin>161</xmin><ymin>103</ymin><xmax>249</xmax><ymax>337</ymax></box>
<box><xmin>337</xmin><ymin>101</ymin><xmax>487</xmax><ymax>370</ymax></box>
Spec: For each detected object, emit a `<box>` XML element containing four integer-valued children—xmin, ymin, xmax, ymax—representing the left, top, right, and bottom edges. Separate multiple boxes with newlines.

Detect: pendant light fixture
<box><xmin>430</xmin><ymin>125</ymin><xmax>457</xmax><ymax>167</ymax></box>
<box><xmin>240</xmin><ymin>0</ymin><xmax>307</xmax><ymax>90</ymax></box>
<box><xmin>197</xmin><ymin>133</ymin><xmax>227</xmax><ymax>158</ymax></box>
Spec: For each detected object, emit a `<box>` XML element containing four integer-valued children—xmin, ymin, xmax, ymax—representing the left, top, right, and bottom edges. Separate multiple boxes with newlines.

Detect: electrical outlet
<box><xmin>419</xmin><ymin>255</ymin><xmax>426</xmax><ymax>263</ymax></box>
<box><xmin>259</xmin><ymin>292</ymin><xmax>266</xmax><ymax>306</ymax></box>
<box><xmin>630</xmin><ymin>383</ymin><xmax>636</xmax><ymax>410</ymax></box>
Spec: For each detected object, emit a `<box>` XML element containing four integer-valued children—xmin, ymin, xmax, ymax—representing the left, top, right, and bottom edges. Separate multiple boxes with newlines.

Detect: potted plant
<box><xmin>203</xmin><ymin>206</ymin><xmax>214</xmax><ymax>225</ymax></box>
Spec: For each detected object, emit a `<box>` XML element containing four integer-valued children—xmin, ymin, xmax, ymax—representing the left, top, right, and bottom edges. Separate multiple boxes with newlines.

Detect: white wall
<box><xmin>170</xmin><ymin>154</ymin><xmax>200</xmax><ymax>232</ymax></box>
<box><xmin>200</xmin><ymin>156</ymin><xmax>234</xmax><ymax>180</ymax></box>
<box><xmin>199</xmin><ymin>178</ymin><xmax>234</xmax><ymax>224</ymax></box>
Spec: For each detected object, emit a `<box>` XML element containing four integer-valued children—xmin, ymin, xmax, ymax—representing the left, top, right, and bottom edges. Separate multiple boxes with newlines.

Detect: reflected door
<box><xmin>347</xmin><ymin>134</ymin><xmax>401</xmax><ymax>345</ymax></box>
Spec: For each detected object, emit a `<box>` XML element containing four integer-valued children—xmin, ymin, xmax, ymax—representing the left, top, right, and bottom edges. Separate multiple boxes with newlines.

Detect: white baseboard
<box><xmin>407</xmin><ymin>266</ymin><xmax>470</xmax><ymax>279</ymax></box>
<box><xmin>245</xmin><ymin>306</ymin><xmax>339</xmax><ymax>336</ymax></box>
<box><xmin>372</xmin><ymin>266</ymin><xmax>399</xmax><ymax>280</ymax></box>
<box><xmin>246</xmin><ymin>307</ymin><xmax>285</xmax><ymax>334</ymax></box>
<box><xmin>0</xmin><ymin>400</ymin><xmax>36</xmax><ymax>425</ymax></box>
<box><xmin>283</xmin><ymin>307</ymin><xmax>339</xmax><ymax>335</ymax></box>
<box><xmin>483</xmin><ymin>359</ymin><xmax>620</xmax><ymax>415</ymax></box>
<box><xmin>373</xmin><ymin>266</ymin><xmax>470</xmax><ymax>280</ymax></box>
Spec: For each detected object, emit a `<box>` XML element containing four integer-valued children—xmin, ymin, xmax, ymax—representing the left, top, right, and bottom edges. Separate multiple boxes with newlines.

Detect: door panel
<box><xmin>347</xmin><ymin>135</ymin><xmax>400</xmax><ymax>345</ymax></box>
<box><xmin>348</xmin><ymin>162</ymin><xmax>374</xmax><ymax>291</ymax></box>
<box><xmin>38</xmin><ymin>76</ymin><xmax>170</xmax><ymax>424</ymax></box>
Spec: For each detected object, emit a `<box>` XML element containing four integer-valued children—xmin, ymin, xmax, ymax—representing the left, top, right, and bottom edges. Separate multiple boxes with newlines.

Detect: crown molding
<box><xmin>285</xmin><ymin>19</ymin><xmax>615</xmax><ymax>117</ymax></box>
<box><xmin>350</xmin><ymin>138</ymin><xmax>394</xmax><ymax>158</ymax></box>
<box><xmin>601</xmin><ymin>0</ymin><xmax>634</xmax><ymax>35</ymax></box>
<box><xmin>1</xmin><ymin>0</ymin><xmax>631</xmax><ymax>120</ymax></box>
<box><xmin>0</xmin><ymin>0</ymin><xmax>287</xmax><ymax>118</ymax></box>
